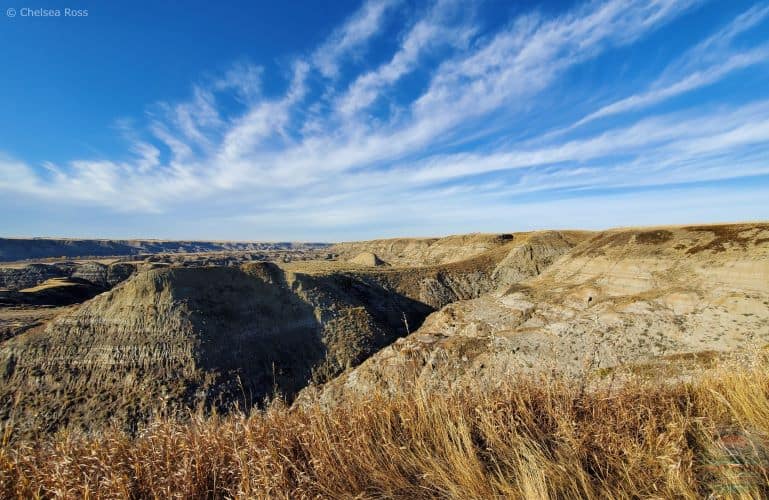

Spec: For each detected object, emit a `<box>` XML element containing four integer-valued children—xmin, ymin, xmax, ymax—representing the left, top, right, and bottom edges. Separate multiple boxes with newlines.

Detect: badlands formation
<box><xmin>309</xmin><ymin>224</ymin><xmax>769</xmax><ymax>404</ymax></box>
<box><xmin>0</xmin><ymin>223</ymin><xmax>767</xmax><ymax>434</ymax></box>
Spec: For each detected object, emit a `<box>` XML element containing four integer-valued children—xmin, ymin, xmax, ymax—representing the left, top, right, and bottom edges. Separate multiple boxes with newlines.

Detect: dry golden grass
<box><xmin>2</xmin><ymin>356</ymin><xmax>769</xmax><ymax>499</ymax></box>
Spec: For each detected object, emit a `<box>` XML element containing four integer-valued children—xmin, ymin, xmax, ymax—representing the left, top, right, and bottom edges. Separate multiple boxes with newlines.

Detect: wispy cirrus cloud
<box><xmin>313</xmin><ymin>0</ymin><xmax>400</xmax><ymax>79</ymax></box>
<box><xmin>1</xmin><ymin>0</ymin><xmax>768</xmax><ymax>239</ymax></box>
<box><xmin>334</xmin><ymin>0</ymin><xmax>475</xmax><ymax>118</ymax></box>
<box><xmin>568</xmin><ymin>3</ymin><xmax>769</xmax><ymax>129</ymax></box>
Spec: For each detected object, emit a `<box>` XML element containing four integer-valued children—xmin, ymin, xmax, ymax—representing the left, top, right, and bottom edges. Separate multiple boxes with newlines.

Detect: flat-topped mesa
<box><xmin>301</xmin><ymin>223</ymin><xmax>769</xmax><ymax>407</ymax></box>
<box><xmin>0</xmin><ymin>231</ymin><xmax>583</xmax><ymax>435</ymax></box>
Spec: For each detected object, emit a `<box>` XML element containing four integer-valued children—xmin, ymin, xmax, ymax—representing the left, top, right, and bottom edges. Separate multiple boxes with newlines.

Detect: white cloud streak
<box><xmin>569</xmin><ymin>3</ymin><xmax>769</xmax><ymax>128</ymax></box>
<box><xmin>313</xmin><ymin>0</ymin><xmax>400</xmax><ymax>79</ymax></box>
<box><xmin>2</xmin><ymin>0</ymin><xmax>768</xmax><ymax>238</ymax></box>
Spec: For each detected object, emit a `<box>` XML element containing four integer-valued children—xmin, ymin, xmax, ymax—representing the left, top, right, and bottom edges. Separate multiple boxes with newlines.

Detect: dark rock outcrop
<box><xmin>0</xmin><ymin>262</ymin><xmax>138</xmax><ymax>293</ymax></box>
<box><xmin>0</xmin><ymin>264</ymin><xmax>66</xmax><ymax>291</ymax></box>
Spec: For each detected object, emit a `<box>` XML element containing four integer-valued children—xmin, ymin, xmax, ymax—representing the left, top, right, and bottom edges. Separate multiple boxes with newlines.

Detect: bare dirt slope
<box><xmin>305</xmin><ymin>223</ymin><xmax>769</xmax><ymax>405</ymax></box>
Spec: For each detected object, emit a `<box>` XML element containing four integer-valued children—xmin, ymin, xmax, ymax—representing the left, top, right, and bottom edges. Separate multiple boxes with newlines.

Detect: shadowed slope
<box><xmin>0</xmin><ymin>263</ymin><xmax>430</xmax><ymax>434</ymax></box>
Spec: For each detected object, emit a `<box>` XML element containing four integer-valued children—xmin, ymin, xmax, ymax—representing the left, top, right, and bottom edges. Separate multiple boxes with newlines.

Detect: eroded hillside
<box><xmin>0</xmin><ymin>231</ymin><xmax>578</xmax><ymax>434</ymax></box>
<box><xmin>6</xmin><ymin>224</ymin><xmax>765</xmax><ymax>434</ymax></box>
<box><xmin>331</xmin><ymin>232</ymin><xmax>552</xmax><ymax>266</ymax></box>
<box><xmin>304</xmin><ymin>224</ymin><xmax>769</xmax><ymax>405</ymax></box>
<box><xmin>334</xmin><ymin>231</ymin><xmax>587</xmax><ymax>309</ymax></box>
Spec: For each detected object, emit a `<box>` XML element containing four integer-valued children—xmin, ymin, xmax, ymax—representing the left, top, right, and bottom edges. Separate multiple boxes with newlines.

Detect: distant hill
<box><xmin>0</xmin><ymin>238</ymin><xmax>329</xmax><ymax>262</ymax></box>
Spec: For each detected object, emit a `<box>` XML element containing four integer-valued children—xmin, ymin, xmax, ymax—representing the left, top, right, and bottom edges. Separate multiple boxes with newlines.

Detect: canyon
<box><xmin>0</xmin><ymin>223</ymin><xmax>767</xmax><ymax>436</ymax></box>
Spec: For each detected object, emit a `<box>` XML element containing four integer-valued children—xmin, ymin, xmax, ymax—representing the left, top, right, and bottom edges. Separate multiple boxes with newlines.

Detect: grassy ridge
<box><xmin>2</xmin><ymin>358</ymin><xmax>769</xmax><ymax>498</ymax></box>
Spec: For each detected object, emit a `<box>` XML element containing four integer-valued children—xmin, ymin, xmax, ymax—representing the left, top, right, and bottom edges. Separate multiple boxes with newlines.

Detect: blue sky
<box><xmin>1</xmin><ymin>0</ymin><xmax>768</xmax><ymax>241</ymax></box>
